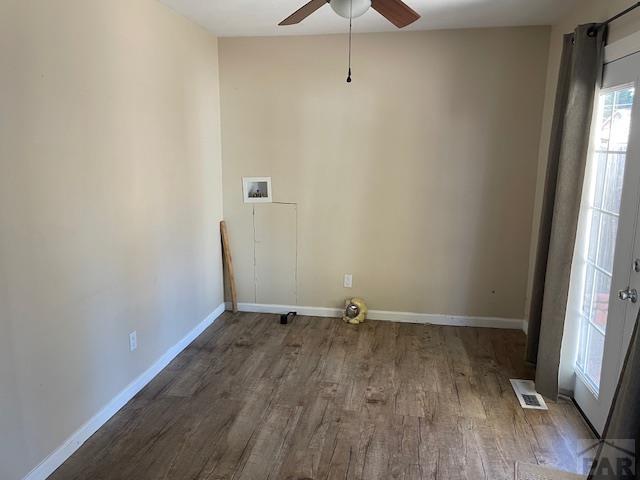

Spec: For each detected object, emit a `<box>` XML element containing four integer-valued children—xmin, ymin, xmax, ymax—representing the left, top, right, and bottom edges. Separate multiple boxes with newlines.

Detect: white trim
<box><xmin>23</xmin><ymin>303</ymin><xmax>226</xmax><ymax>480</ymax></box>
<box><xmin>227</xmin><ymin>302</ymin><xmax>523</xmax><ymax>330</ymax></box>
<box><xmin>605</xmin><ymin>30</ymin><xmax>640</xmax><ymax>64</ymax></box>
<box><xmin>522</xmin><ymin>319</ymin><xmax>529</xmax><ymax>335</ymax></box>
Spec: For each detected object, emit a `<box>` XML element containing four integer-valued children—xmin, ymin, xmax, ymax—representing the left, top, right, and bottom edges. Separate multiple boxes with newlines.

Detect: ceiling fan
<box><xmin>279</xmin><ymin>0</ymin><xmax>421</xmax><ymax>29</ymax></box>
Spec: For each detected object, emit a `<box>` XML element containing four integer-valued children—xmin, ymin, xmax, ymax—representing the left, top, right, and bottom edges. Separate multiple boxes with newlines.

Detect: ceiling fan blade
<box><xmin>279</xmin><ymin>0</ymin><xmax>329</xmax><ymax>26</ymax></box>
<box><xmin>371</xmin><ymin>0</ymin><xmax>420</xmax><ymax>28</ymax></box>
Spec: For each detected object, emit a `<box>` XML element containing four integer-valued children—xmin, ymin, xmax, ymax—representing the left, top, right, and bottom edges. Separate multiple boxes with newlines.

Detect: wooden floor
<box><xmin>51</xmin><ymin>312</ymin><xmax>593</xmax><ymax>480</ymax></box>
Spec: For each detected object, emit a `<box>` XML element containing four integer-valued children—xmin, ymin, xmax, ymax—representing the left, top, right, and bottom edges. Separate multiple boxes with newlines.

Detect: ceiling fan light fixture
<box><xmin>330</xmin><ymin>0</ymin><xmax>372</xmax><ymax>19</ymax></box>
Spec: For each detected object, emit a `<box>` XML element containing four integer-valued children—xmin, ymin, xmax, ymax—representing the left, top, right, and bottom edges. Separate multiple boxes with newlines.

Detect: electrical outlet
<box><xmin>129</xmin><ymin>331</ymin><xmax>137</xmax><ymax>352</ymax></box>
<box><xmin>344</xmin><ymin>274</ymin><xmax>353</xmax><ymax>288</ymax></box>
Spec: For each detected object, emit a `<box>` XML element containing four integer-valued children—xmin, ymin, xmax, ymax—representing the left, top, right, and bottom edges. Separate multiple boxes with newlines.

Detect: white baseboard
<box><xmin>227</xmin><ymin>302</ymin><xmax>523</xmax><ymax>330</ymax></box>
<box><xmin>23</xmin><ymin>302</ymin><xmax>226</xmax><ymax>480</ymax></box>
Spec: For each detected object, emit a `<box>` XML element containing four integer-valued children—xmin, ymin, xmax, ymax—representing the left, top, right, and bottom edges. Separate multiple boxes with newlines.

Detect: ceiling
<box><xmin>159</xmin><ymin>0</ymin><xmax>579</xmax><ymax>37</ymax></box>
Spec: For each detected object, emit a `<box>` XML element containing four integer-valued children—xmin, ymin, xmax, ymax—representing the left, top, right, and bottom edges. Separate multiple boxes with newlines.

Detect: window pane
<box><xmin>586</xmin><ymin>328</ymin><xmax>605</xmax><ymax>389</ymax></box>
<box><xmin>597</xmin><ymin>214</ymin><xmax>619</xmax><ymax>274</ymax></box>
<box><xmin>591</xmin><ymin>270</ymin><xmax>611</xmax><ymax>332</ymax></box>
<box><xmin>577</xmin><ymin>317</ymin><xmax>588</xmax><ymax>370</ymax></box>
<box><xmin>597</xmin><ymin>94</ymin><xmax>614</xmax><ymax>151</ymax></box>
<box><xmin>616</xmin><ymin>88</ymin><xmax>635</xmax><ymax>105</ymax></box>
<box><xmin>592</xmin><ymin>153</ymin><xmax>607</xmax><ymax>209</ymax></box>
<box><xmin>587</xmin><ymin>210</ymin><xmax>601</xmax><ymax>264</ymax></box>
<box><xmin>582</xmin><ymin>263</ymin><xmax>596</xmax><ymax>317</ymax></box>
<box><xmin>603</xmin><ymin>153</ymin><xmax>626</xmax><ymax>212</ymax></box>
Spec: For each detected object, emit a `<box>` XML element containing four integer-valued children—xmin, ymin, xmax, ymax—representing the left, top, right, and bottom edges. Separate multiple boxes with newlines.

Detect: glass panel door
<box><xmin>570</xmin><ymin>50</ymin><xmax>640</xmax><ymax>435</ymax></box>
<box><xmin>575</xmin><ymin>87</ymin><xmax>635</xmax><ymax>392</ymax></box>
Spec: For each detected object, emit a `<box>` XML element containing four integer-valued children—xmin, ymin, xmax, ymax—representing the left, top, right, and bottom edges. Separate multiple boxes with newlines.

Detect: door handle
<box><xmin>619</xmin><ymin>287</ymin><xmax>638</xmax><ymax>303</ymax></box>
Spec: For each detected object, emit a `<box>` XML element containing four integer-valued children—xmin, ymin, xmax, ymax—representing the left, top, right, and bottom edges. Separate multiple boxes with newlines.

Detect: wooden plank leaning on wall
<box><xmin>220</xmin><ymin>220</ymin><xmax>238</xmax><ymax>313</ymax></box>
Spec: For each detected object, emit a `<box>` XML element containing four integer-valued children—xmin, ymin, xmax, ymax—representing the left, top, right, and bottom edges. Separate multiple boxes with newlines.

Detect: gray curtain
<box><xmin>526</xmin><ymin>24</ymin><xmax>607</xmax><ymax>400</ymax></box>
<box><xmin>588</xmin><ymin>309</ymin><xmax>640</xmax><ymax>479</ymax></box>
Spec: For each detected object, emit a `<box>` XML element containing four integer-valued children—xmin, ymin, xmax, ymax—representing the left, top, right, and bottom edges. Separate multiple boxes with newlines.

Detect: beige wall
<box><xmin>0</xmin><ymin>1</ymin><xmax>223</xmax><ymax>479</ymax></box>
<box><xmin>219</xmin><ymin>27</ymin><xmax>550</xmax><ymax>320</ymax></box>
<box><xmin>526</xmin><ymin>1</ymin><xmax>640</xmax><ymax>317</ymax></box>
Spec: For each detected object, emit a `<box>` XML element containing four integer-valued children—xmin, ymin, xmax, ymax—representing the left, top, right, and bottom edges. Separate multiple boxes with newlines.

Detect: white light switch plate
<box><xmin>344</xmin><ymin>274</ymin><xmax>353</xmax><ymax>288</ymax></box>
<box><xmin>129</xmin><ymin>331</ymin><xmax>138</xmax><ymax>352</ymax></box>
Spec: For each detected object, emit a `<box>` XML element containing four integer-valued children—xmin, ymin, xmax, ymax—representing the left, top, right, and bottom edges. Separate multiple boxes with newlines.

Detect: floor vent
<box><xmin>510</xmin><ymin>379</ymin><xmax>548</xmax><ymax>410</ymax></box>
